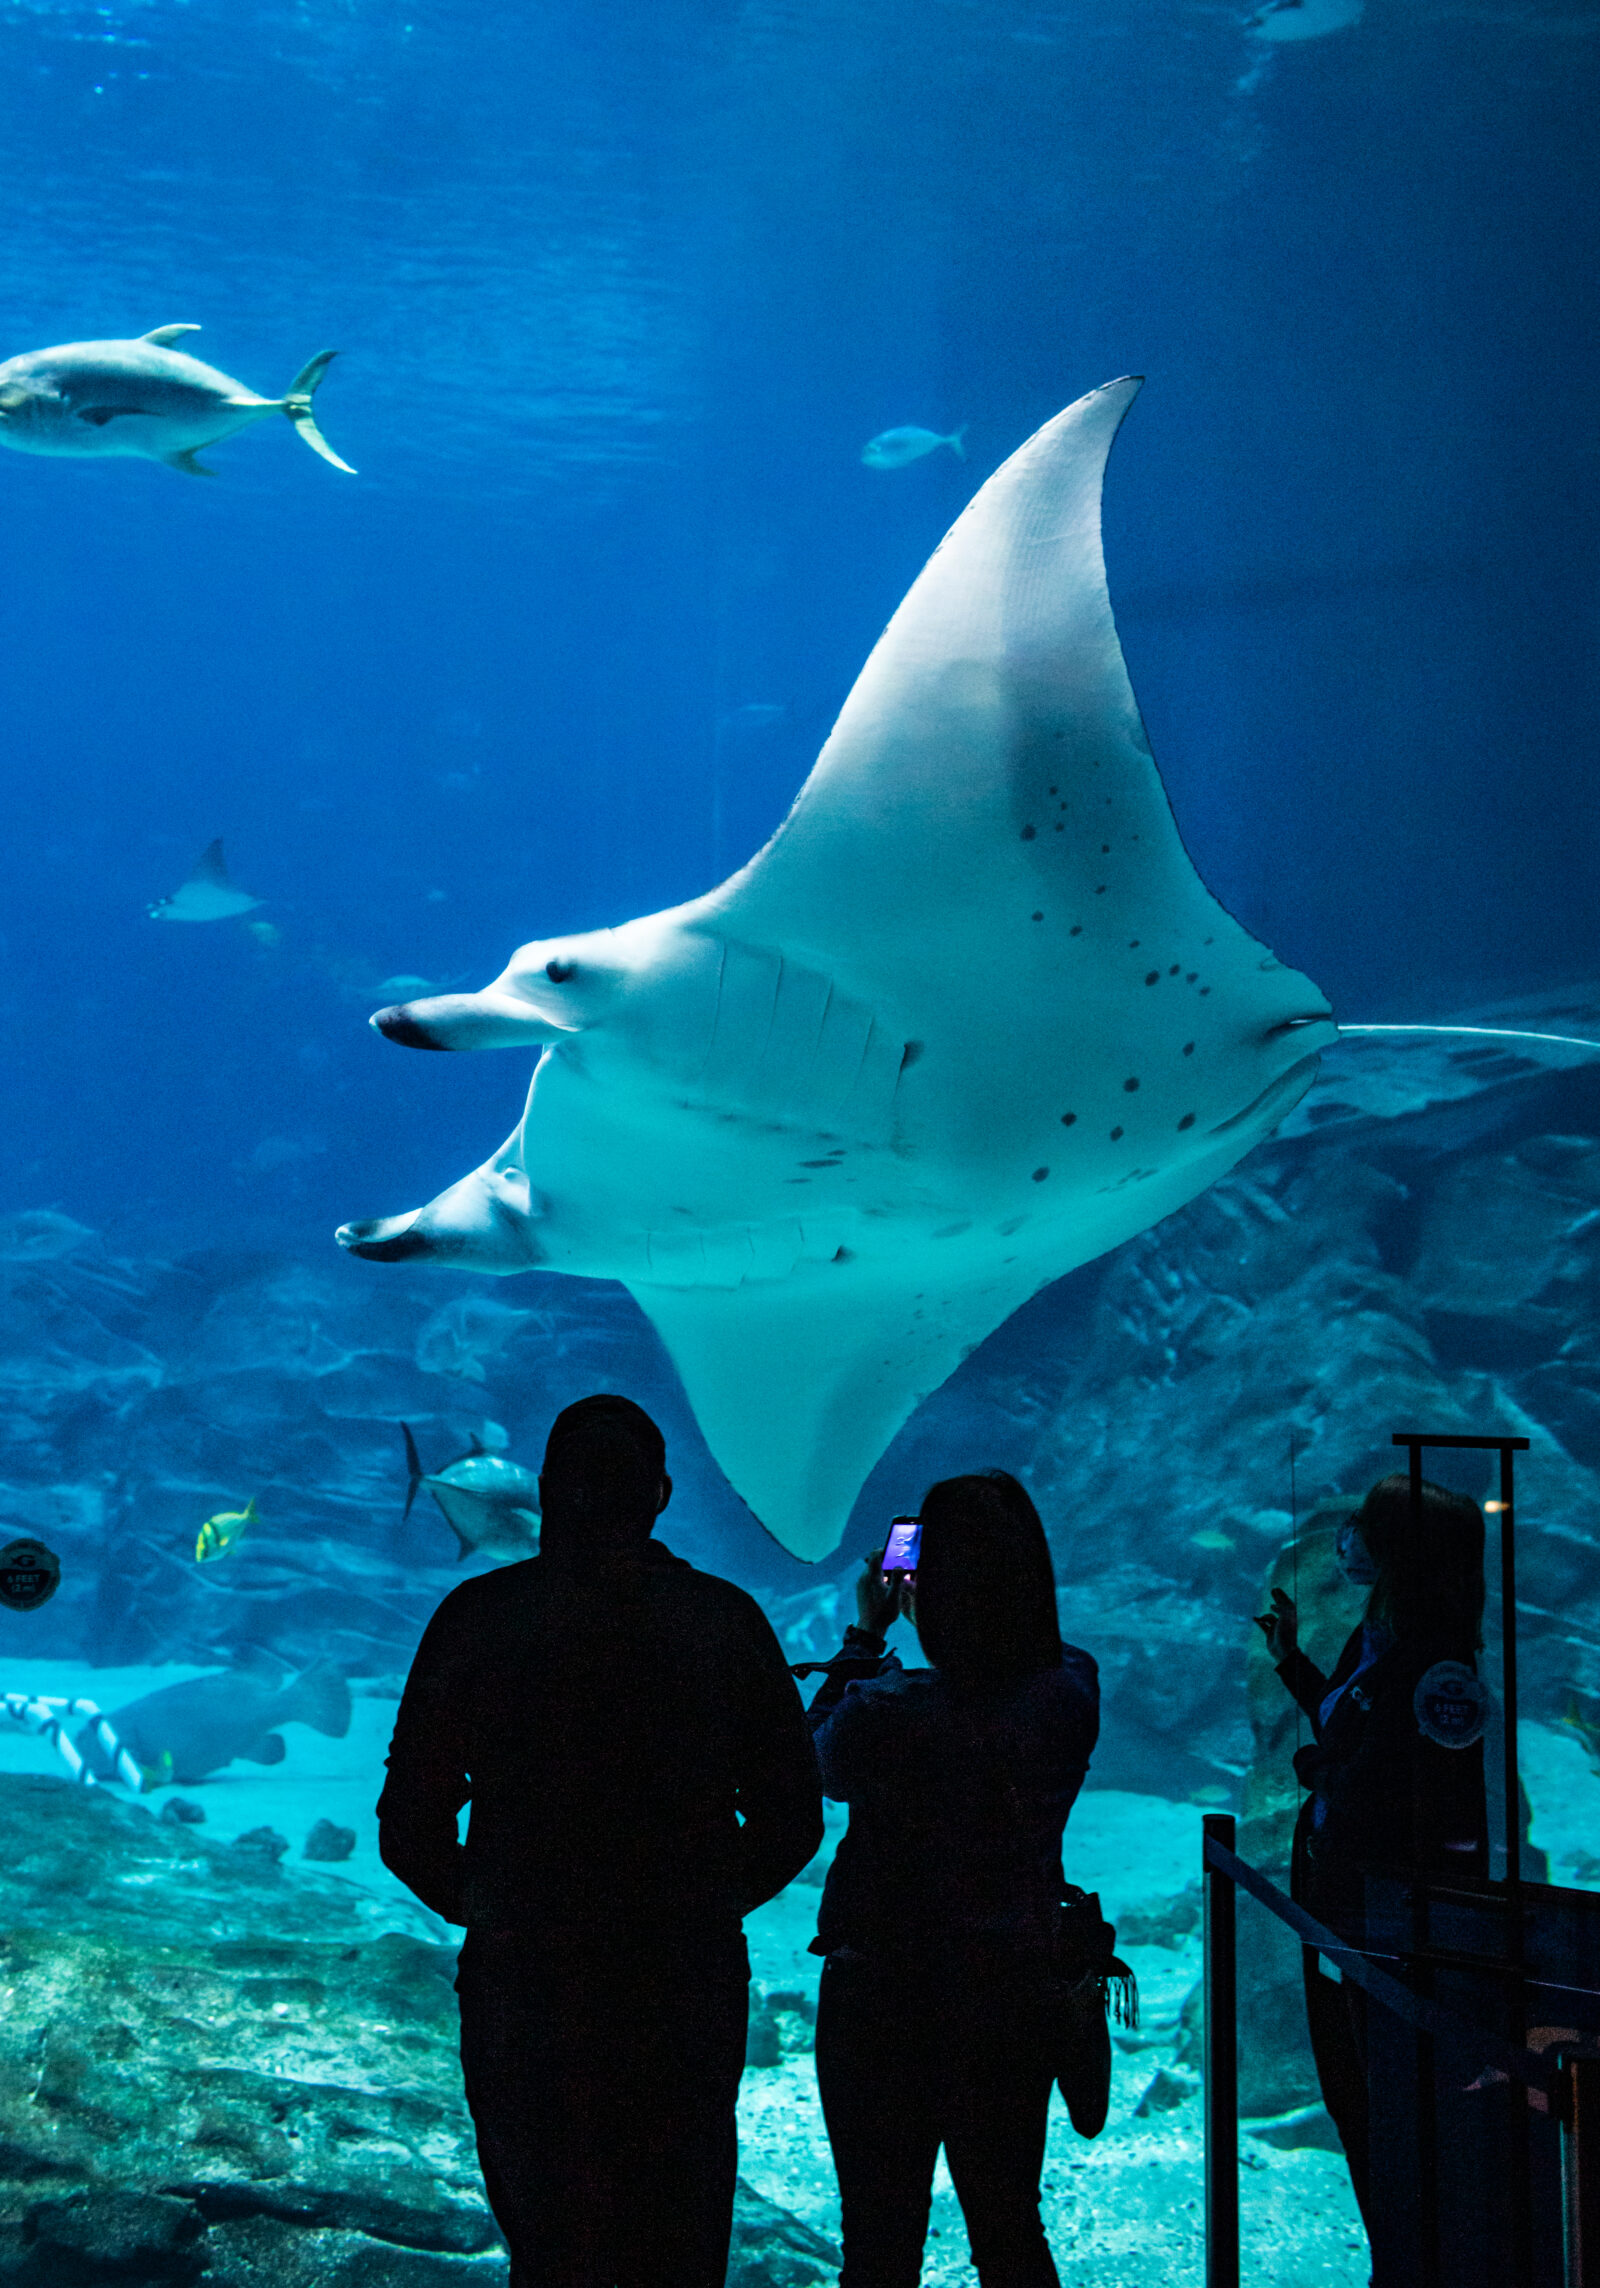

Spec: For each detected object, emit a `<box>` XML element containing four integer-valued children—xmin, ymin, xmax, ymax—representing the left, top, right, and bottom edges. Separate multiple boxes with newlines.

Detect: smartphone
<box><xmin>881</xmin><ymin>1516</ymin><xmax>922</xmax><ymax>1576</ymax></box>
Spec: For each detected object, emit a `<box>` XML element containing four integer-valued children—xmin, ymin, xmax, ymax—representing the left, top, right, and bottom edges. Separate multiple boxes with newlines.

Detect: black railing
<box><xmin>1199</xmin><ymin>1429</ymin><xmax>1600</xmax><ymax>2286</ymax></box>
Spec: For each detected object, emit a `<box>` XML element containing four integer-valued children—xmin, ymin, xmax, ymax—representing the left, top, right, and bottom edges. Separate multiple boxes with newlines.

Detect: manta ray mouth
<box><xmin>1209</xmin><ymin>1051</ymin><xmax>1323</xmax><ymax>1137</ymax></box>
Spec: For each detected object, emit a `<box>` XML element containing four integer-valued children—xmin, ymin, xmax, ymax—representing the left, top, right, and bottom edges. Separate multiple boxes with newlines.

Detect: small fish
<box><xmin>1190</xmin><ymin>1528</ymin><xmax>1236</xmax><ymax>1552</ymax></box>
<box><xmin>0</xmin><ymin>325</ymin><xmax>355</xmax><ymax>477</ymax></box>
<box><xmin>246</xmin><ymin>920</ymin><xmax>281</xmax><ymax>950</ymax></box>
<box><xmin>403</xmin><ymin>1424</ymin><xmax>541</xmax><ymax>1563</ymax></box>
<box><xmin>719</xmin><ymin>703</ymin><xmax>788</xmax><ymax>737</ymax></box>
<box><xmin>150</xmin><ymin>839</ymin><xmax>262</xmax><ymax>923</ymax></box>
<box><xmin>0</xmin><ymin>1209</ymin><xmax>96</xmax><ymax>1262</ymax></box>
<box><xmin>1246</xmin><ymin>0</ymin><xmax>1362</xmax><ymax>39</ymax></box>
<box><xmin>414</xmin><ymin>1295</ymin><xmax>536</xmax><ymax>1383</ymax></box>
<box><xmin>78</xmin><ymin>1651</ymin><xmax>351</xmax><ymax>1786</ymax></box>
<box><xmin>861</xmin><ymin>424</ymin><xmax>967</xmax><ymax>470</ymax></box>
<box><xmin>196</xmin><ymin>1496</ymin><xmax>256</xmax><ymax>1563</ymax></box>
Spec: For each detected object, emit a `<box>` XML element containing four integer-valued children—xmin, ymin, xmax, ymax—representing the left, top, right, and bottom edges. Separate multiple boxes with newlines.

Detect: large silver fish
<box><xmin>402</xmin><ymin>1425</ymin><xmax>541</xmax><ymax>1564</ymax></box>
<box><xmin>0</xmin><ymin>324</ymin><xmax>355</xmax><ymax>477</ymax></box>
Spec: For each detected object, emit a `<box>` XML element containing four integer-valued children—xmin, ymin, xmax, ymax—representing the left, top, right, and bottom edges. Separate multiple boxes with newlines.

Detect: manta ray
<box><xmin>338</xmin><ymin>378</ymin><xmax>1338</xmax><ymax>1561</ymax></box>
<box><xmin>149</xmin><ymin>839</ymin><xmax>263</xmax><ymax>923</ymax></box>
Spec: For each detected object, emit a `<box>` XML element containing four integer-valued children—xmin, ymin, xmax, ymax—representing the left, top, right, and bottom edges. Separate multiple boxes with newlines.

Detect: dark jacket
<box><xmin>806</xmin><ymin>1636</ymin><xmax>1099</xmax><ymax>1967</ymax></box>
<box><xmin>1279</xmin><ymin>1627</ymin><xmax>1488</xmax><ymax>1927</ymax></box>
<box><xmin>378</xmin><ymin>1539</ymin><xmax>824</xmax><ymax>1967</ymax></box>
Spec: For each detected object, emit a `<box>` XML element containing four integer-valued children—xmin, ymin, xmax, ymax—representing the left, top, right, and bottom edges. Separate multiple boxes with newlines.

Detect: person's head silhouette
<box><xmin>538</xmin><ymin>1394</ymin><xmax>671</xmax><ymax>1562</ymax></box>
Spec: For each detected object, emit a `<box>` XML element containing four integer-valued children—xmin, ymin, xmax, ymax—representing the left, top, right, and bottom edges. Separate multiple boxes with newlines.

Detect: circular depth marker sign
<box><xmin>1414</xmin><ymin>1659</ymin><xmax>1491</xmax><ymax>1749</ymax></box>
<box><xmin>0</xmin><ymin>1540</ymin><xmax>61</xmax><ymax>1613</ymax></box>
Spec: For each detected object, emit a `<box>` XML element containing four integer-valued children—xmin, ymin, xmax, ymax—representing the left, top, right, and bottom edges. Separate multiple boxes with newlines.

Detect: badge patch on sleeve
<box><xmin>1414</xmin><ymin>1660</ymin><xmax>1491</xmax><ymax>1748</ymax></box>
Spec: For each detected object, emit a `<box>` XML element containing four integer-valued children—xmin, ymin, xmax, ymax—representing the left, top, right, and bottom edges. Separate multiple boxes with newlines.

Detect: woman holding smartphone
<box><xmin>804</xmin><ymin>1470</ymin><xmax>1099</xmax><ymax>2288</ymax></box>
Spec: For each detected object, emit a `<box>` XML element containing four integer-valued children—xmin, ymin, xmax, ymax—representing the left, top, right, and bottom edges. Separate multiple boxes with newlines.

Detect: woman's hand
<box><xmin>855</xmin><ymin>1552</ymin><xmax>903</xmax><ymax>1639</ymax></box>
<box><xmin>1253</xmin><ymin>1587</ymin><xmax>1298</xmax><ymax>1664</ymax></box>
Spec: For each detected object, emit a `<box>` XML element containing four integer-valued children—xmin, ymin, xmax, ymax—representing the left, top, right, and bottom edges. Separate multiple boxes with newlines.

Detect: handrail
<box><xmin>1203</xmin><ymin>1824</ymin><xmax>1600</xmax><ymax>2286</ymax></box>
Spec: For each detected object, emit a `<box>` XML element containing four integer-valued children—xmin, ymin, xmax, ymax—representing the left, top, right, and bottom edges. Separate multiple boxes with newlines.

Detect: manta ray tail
<box><xmin>282</xmin><ymin>352</ymin><xmax>357</xmax><ymax>476</ymax></box>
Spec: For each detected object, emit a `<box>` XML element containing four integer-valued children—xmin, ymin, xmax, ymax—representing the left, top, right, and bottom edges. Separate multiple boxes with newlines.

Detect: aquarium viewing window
<box><xmin>0</xmin><ymin>0</ymin><xmax>1591</xmax><ymax>2281</ymax></box>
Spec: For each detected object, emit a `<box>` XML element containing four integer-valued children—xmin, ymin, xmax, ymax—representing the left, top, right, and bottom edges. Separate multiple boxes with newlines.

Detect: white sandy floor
<box><xmin>7</xmin><ymin>1662</ymin><xmax>1595</xmax><ymax>2281</ymax></box>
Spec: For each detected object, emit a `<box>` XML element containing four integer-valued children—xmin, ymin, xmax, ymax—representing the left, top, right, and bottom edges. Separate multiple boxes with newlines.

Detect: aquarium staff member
<box><xmin>378</xmin><ymin>1394</ymin><xmax>823</xmax><ymax>2288</ymax></box>
<box><xmin>1256</xmin><ymin>1473</ymin><xmax>1489</xmax><ymax>2231</ymax></box>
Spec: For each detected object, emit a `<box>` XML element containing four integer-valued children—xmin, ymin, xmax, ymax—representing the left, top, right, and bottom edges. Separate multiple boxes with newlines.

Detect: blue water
<box><xmin>1</xmin><ymin>0</ymin><xmax>1594</xmax><ymax>1252</ymax></box>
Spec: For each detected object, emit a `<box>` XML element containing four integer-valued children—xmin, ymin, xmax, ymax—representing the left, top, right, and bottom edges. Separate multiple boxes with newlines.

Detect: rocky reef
<box><xmin>0</xmin><ymin>1771</ymin><xmax>838</xmax><ymax>2287</ymax></box>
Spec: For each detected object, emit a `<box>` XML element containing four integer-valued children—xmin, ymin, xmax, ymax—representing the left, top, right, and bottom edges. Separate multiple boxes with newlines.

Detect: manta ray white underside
<box><xmin>339</xmin><ymin>379</ymin><xmax>1337</xmax><ymax>1560</ymax></box>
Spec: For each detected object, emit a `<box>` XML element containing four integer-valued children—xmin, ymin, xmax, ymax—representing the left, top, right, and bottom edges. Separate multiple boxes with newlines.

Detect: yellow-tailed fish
<box><xmin>196</xmin><ymin>1497</ymin><xmax>256</xmax><ymax>1563</ymax></box>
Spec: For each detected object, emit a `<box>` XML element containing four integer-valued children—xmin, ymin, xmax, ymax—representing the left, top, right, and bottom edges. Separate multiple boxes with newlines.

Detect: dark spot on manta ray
<box><xmin>785</xmin><ymin>1178</ymin><xmax>811</xmax><ymax>1185</ymax></box>
<box><xmin>1070</xmin><ymin>925</ymin><xmax>1082</xmax><ymax>936</ymax></box>
<box><xmin>1128</xmin><ymin>940</ymin><xmax>1139</xmax><ymax>949</ymax></box>
<box><xmin>833</xmin><ymin>1247</ymin><xmax>855</xmax><ymax>1263</ymax></box>
<box><xmin>1145</xmin><ymin>971</ymin><xmax>1159</xmax><ymax>986</ymax></box>
<box><xmin>1184</xmin><ymin>1041</ymin><xmax>1195</xmax><ymax>1055</ymax></box>
<box><xmin>1178</xmin><ymin>1113</ymin><xmax>1196</xmax><ymax>1130</ymax></box>
<box><xmin>1054</xmin><ymin>823</ymin><xmax>1064</xmax><ymax>831</ymax></box>
<box><xmin>799</xmin><ymin>1159</ymin><xmax>839</xmax><ymax>1168</ymax></box>
<box><xmin>1169</xmin><ymin>964</ymin><xmax>1180</xmax><ymax>976</ymax></box>
<box><xmin>1032</xmin><ymin>911</ymin><xmax>1043</xmax><ymax>922</ymax></box>
<box><xmin>1095</xmin><ymin>885</ymin><xmax>1106</xmax><ymax>895</ymax></box>
<box><xmin>1204</xmin><ymin>937</ymin><xmax>1214</xmax><ymax>946</ymax></box>
<box><xmin>1020</xmin><ymin>824</ymin><xmax>1036</xmax><ymax>840</ymax></box>
<box><xmin>1200</xmin><ymin>987</ymin><xmax>1211</xmax><ymax>996</ymax></box>
<box><xmin>1032</xmin><ymin>1167</ymin><xmax>1049</xmax><ymax>1182</ymax></box>
<box><xmin>1048</xmin><ymin>784</ymin><xmax>1058</xmax><ymax>794</ymax></box>
<box><xmin>1060</xmin><ymin>1112</ymin><xmax>1077</xmax><ymax>1126</ymax></box>
<box><xmin>1123</xmin><ymin>1077</ymin><xmax>1140</xmax><ymax>1092</ymax></box>
<box><xmin>1110</xmin><ymin>1126</ymin><xmax>1124</xmax><ymax>1141</ymax></box>
<box><xmin>545</xmin><ymin>960</ymin><xmax>576</xmax><ymax>983</ymax></box>
<box><xmin>1101</xmin><ymin>844</ymin><xmax>1110</xmax><ymax>854</ymax></box>
<box><xmin>899</xmin><ymin>1040</ymin><xmax>925</xmax><ymax>1069</ymax></box>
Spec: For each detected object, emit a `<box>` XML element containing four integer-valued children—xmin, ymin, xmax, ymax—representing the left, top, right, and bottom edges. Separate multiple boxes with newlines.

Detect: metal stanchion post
<box><xmin>1204</xmin><ymin>1812</ymin><xmax>1240</xmax><ymax>2288</ymax></box>
<box><xmin>1564</xmin><ymin>2053</ymin><xmax>1600</xmax><ymax>2288</ymax></box>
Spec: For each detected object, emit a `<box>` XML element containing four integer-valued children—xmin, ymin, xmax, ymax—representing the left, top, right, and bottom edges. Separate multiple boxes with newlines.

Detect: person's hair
<box><xmin>912</xmin><ymin>1471</ymin><xmax>1062</xmax><ymax>1686</ymax></box>
<box><xmin>540</xmin><ymin>1395</ymin><xmax>666</xmax><ymax>1546</ymax></box>
<box><xmin>1353</xmin><ymin>1472</ymin><xmax>1485</xmax><ymax>1650</ymax></box>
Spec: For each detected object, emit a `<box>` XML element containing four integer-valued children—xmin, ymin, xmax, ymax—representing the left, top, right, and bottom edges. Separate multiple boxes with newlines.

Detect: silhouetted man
<box><xmin>378</xmin><ymin>1394</ymin><xmax>823</xmax><ymax>2288</ymax></box>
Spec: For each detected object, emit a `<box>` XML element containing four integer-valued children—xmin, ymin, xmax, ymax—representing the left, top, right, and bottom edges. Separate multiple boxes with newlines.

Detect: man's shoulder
<box><xmin>651</xmin><ymin>1547</ymin><xmax>776</xmax><ymax>1635</ymax></box>
<box><xmin>422</xmin><ymin>1557</ymin><xmax>541</xmax><ymax>1637</ymax></box>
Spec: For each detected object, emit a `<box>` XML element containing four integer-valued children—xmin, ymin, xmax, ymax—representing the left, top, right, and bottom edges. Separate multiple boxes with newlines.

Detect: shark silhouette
<box><xmin>338</xmin><ymin>379</ymin><xmax>1337</xmax><ymax>1560</ymax></box>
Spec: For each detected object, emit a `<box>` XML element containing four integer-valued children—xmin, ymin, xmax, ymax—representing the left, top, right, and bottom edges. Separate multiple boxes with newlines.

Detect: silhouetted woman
<box><xmin>1257</xmin><ymin>1472</ymin><xmax>1489</xmax><ymax>2229</ymax></box>
<box><xmin>806</xmin><ymin>1471</ymin><xmax>1099</xmax><ymax>2288</ymax></box>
